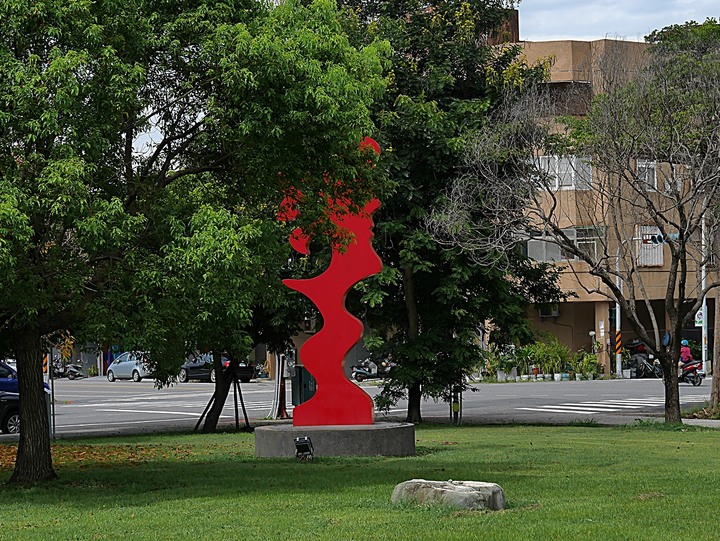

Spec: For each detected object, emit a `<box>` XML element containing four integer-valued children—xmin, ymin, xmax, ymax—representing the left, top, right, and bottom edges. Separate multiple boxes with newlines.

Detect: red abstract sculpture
<box><xmin>280</xmin><ymin>138</ymin><xmax>381</xmax><ymax>426</ymax></box>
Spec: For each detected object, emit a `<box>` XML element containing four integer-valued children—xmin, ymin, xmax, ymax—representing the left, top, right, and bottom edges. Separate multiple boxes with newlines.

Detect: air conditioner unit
<box><xmin>538</xmin><ymin>303</ymin><xmax>560</xmax><ymax>318</ymax></box>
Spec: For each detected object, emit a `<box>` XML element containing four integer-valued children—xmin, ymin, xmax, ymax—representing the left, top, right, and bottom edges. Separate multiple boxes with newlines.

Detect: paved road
<box><xmin>46</xmin><ymin>378</ymin><xmax>281</xmax><ymax>437</ymax></box>
<box><xmin>437</xmin><ymin>378</ymin><xmax>710</xmax><ymax>425</ymax></box>
<box><xmin>0</xmin><ymin>376</ymin><xmax>712</xmax><ymax>439</ymax></box>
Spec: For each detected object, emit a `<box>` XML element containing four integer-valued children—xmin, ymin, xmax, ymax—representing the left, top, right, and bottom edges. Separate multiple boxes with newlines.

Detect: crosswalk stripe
<box><xmin>602</xmin><ymin>400</ymin><xmax>664</xmax><ymax>405</ymax></box>
<box><xmin>517</xmin><ymin>407</ymin><xmax>602</xmax><ymax>414</ymax></box>
<box><xmin>516</xmin><ymin>394</ymin><xmax>709</xmax><ymax>415</ymax></box>
<box><xmin>534</xmin><ymin>405</ymin><xmax>619</xmax><ymax>412</ymax></box>
<box><xmin>560</xmin><ymin>403</ymin><xmax>642</xmax><ymax>409</ymax></box>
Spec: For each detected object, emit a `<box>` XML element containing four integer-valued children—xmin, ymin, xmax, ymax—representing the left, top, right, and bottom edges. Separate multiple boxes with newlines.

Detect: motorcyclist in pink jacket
<box><xmin>678</xmin><ymin>339</ymin><xmax>693</xmax><ymax>375</ymax></box>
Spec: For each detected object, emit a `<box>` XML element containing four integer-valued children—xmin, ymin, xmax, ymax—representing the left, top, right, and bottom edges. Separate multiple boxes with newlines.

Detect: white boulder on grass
<box><xmin>391</xmin><ymin>479</ymin><xmax>505</xmax><ymax>511</ymax></box>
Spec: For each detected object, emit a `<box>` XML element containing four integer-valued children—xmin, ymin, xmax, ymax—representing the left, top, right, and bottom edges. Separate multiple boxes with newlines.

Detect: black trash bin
<box><xmin>291</xmin><ymin>366</ymin><xmax>316</xmax><ymax>406</ymax></box>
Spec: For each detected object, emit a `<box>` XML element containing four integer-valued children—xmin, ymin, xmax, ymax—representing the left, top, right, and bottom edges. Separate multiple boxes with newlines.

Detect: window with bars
<box><xmin>637</xmin><ymin>160</ymin><xmax>687</xmax><ymax>194</ymax></box>
<box><xmin>527</xmin><ymin>236</ymin><xmax>562</xmax><ymax>262</ymax></box>
<box><xmin>636</xmin><ymin>225</ymin><xmax>664</xmax><ymax>267</ymax></box>
<box><xmin>526</xmin><ymin>226</ymin><xmax>604</xmax><ymax>262</ymax></box>
<box><xmin>566</xmin><ymin>227</ymin><xmax>604</xmax><ymax>260</ymax></box>
<box><xmin>705</xmin><ymin>226</ymin><xmax>718</xmax><ymax>268</ymax></box>
<box><xmin>637</xmin><ymin>159</ymin><xmax>657</xmax><ymax>191</ymax></box>
<box><xmin>538</xmin><ymin>155</ymin><xmax>592</xmax><ymax>190</ymax></box>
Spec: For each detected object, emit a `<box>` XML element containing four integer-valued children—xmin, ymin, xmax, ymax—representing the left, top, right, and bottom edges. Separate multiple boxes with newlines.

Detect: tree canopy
<box><xmin>0</xmin><ymin>0</ymin><xmax>388</xmax><ymax>483</ymax></box>
<box><xmin>338</xmin><ymin>0</ymin><xmax>561</xmax><ymax>422</ymax></box>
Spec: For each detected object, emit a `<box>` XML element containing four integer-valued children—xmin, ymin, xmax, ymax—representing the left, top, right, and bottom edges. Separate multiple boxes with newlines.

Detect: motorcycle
<box><xmin>626</xmin><ymin>340</ymin><xmax>662</xmax><ymax>379</ymax></box>
<box><xmin>351</xmin><ymin>357</ymin><xmax>395</xmax><ymax>382</ymax></box>
<box><xmin>52</xmin><ymin>358</ymin><xmax>84</xmax><ymax>379</ymax></box>
<box><xmin>678</xmin><ymin>359</ymin><xmax>705</xmax><ymax>386</ymax></box>
<box><xmin>51</xmin><ymin>358</ymin><xmax>68</xmax><ymax>378</ymax></box>
<box><xmin>66</xmin><ymin>363</ymin><xmax>85</xmax><ymax>380</ymax></box>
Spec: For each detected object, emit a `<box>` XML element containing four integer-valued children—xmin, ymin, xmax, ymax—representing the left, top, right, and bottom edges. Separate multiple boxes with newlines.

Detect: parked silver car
<box><xmin>107</xmin><ymin>352</ymin><xmax>151</xmax><ymax>382</ymax></box>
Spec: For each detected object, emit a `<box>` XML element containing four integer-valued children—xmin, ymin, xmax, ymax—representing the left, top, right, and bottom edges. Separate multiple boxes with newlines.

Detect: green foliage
<box><xmin>0</xmin><ymin>0</ymin><xmax>391</xmax><ymax>479</ymax></box>
<box><xmin>646</xmin><ymin>17</ymin><xmax>720</xmax><ymax>56</ymax></box>
<box><xmin>478</xmin><ymin>343</ymin><xmax>517</xmax><ymax>377</ymax></box>
<box><xmin>560</xmin><ymin>18</ymin><xmax>720</xmax><ymax>383</ymax></box>
<box><xmin>573</xmin><ymin>350</ymin><xmax>602</xmax><ymax>376</ymax></box>
<box><xmin>576</xmin><ymin>19</ymin><xmax>720</xmax><ymax>181</ymax></box>
<box><xmin>439</xmin><ymin>17</ymin><xmax>720</xmax><ymax>422</ymax></box>
<box><xmin>686</xmin><ymin>339</ymin><xmax>702</xmax><ymax>362</ymax></box>
<box><xmin>481</xmin><ymin>337</ymin><xmax>596</xmax><ymax>379</ymax></box>
<box><xmin>338</xmin><ymin>0</ymin><xmax>561</xmax><ymax>418</ymax></box>
<box><xmin>516</xmin><ymin>334</ymin><xmax>572</xmax><ymax>375</ymax></box>
<box><xmin>0</xmin><ymin>0</ymin><xmax>389</xmax><ymax>351</ymax></box>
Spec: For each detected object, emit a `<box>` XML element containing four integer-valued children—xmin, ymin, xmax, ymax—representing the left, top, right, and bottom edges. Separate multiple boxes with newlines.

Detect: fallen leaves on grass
<box><xmin>0</xmin><ymin>444</ymin><xmax>199</xmax><ymax>471</ymax></box>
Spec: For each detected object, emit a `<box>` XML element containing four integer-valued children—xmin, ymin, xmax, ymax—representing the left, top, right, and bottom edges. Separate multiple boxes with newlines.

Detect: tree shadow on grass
<box><xmin>0</xmin><ymin>435</ymin><xmax>551</xmax><ymax>512</ymax></box>
<box><xmin>0</xmin><ymin>423</ymin><xmax>681</xmax><ymax>514</ymax></box>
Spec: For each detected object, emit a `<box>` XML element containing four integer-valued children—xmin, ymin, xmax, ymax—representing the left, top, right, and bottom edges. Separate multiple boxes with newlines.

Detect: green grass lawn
<box><xmin>0</xmin><ymin>423</ymin><xmax>718</xmax><ymax>540</ymax></box>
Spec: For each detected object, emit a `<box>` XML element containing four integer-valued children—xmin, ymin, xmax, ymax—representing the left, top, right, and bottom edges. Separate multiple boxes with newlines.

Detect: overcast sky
<box><xmin>519</xmin><ymin>0</ymin><xmax>718</xmax><ymax>41</ymax></box>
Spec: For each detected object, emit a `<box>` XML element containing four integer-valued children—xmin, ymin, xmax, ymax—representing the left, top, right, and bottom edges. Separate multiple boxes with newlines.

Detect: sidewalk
<box><xmin>684</xmin><ymin>418</ymin><xmax>720</xmax><ymax>428</ymax></box>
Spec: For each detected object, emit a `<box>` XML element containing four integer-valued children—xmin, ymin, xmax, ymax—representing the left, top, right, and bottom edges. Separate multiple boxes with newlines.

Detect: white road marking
<box><xmin>59</xmin><ymin>418</ymin><xmax>215</xmax><ymax>428</ymax></box>
<box><xmin>515</xmin><ymin>395</ymin><xmax>710</xmax><ymax>415</ymax></box>
<box><xmin>560</xmin><ymin>403</ymin><xmax>643</xmax><ymax>409</ymax></box>
<box><xmin>516</xmin><ymin>407</ymin><xmax>603</xmax><ymax>414</ymax></box>
<box><xmin>96</xmin><ymin>408</ymin><xmax>227</xmax><ymax>417</ymax></box>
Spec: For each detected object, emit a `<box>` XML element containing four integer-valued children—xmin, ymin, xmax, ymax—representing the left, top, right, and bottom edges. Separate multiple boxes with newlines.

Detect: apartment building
<box><xmin>512</xmin><ymin>29</ymin><xmax>716</xmax><ymax>373</ymax></box>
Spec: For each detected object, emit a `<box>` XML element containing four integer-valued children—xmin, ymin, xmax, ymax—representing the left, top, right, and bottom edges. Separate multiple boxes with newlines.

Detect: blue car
<box><xmin>0</xmin><ymin>361</ymin><xmax>20</xmax><ymax>393</ymax></box>
<box><xmin>0</xmin><ymin>392</ymin><xmax>20</xmax><ymax>433</ymax></box>
<box><xmin>0</xmin><ymin>361</ymin><xmax>50</xmax><ymax>393</ymax></box>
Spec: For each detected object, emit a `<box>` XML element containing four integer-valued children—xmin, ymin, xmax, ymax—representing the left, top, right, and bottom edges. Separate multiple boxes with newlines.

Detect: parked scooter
<box><xmin>66</xmin><ymin>363</ymin><xmax>84</xmax><ymax>380</ymax></box>
<box><xmin>351</xmin><ymin>357</ymin><xmax>395</xmax><ymax>382</ymax></box>
<box><xmin>626</xmin><ymin>340</ymin><xmax>663</xmax><ymax>379</ymax></box>
<box><xmin>51</xmin><ymin>358</ymin><xmax>84</xmax><ymax>379</ymax></box>
<box><xmin>678</xmin><ymin>359</ymin><xmax>705</xmax><ymax>386</ymax></box>
<box><xmin>51</xmin><ymin>358</ymin><xmax>68</xmax><ymax>378</ymax></box>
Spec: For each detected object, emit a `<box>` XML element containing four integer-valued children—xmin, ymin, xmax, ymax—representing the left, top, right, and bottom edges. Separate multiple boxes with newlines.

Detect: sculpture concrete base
<box><xmin>254</xmin><ymin>422</ymin><xmax>415</xmax><ymax>458</ymax></box>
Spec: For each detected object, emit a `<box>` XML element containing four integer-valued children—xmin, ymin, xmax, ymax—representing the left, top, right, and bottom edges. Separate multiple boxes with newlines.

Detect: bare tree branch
<box><xmin>432</xmin><ymin>38</ymin><xmax>720</xmax><ymax>422</ymax></box>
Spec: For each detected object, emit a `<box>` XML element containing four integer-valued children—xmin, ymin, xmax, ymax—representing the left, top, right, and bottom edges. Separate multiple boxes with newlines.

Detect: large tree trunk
<box><xmin>8</xmin><ymin>325</ymin><xmax>57</xmax><ymax>484</ymax></box>
<box><xmin>406</xmin><ymin>382</ymin><xmax>422</xmax><ymax>423</ymax></box>
<box><xmin>201</xmin><ymin>353</ymin><xmax>233</xmax><ymax>433</ymax></box>
<box><xmin>402</xmin><ymin>264</ymin><xmax>422</xmax><ymax>423</ymax></box>
<box><xmin>661</xmin><ymin>361</ymin><xmax>682</xmax><ymax>423</ymax></box>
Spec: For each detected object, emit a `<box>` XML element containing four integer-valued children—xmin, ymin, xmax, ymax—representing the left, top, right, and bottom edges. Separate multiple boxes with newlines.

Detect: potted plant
<box><xmin>514</xmin><ymin>345</ymin><xmax>532</xmax><ymax>381</ymax></box>
<box><xmin>577</xmin><ymin>351</ymin><xmax>601</xmax><ymax>379</ymax></box>
<box><xmin>479</xmin><ymin>345</ymin><xmax>501</xmax><ymax>381</ymax></box>
<box><xmin>521</xmin><ymin>343</ymin><xmax>545</xmax><ymax>380</ymax></box>
<box><xmin>481</xmin><ymin>344</ymin><xmax>518</xmax><ymax>382</ymax></box>
<box><xmin>527</xmin><ymin>334</ymin><xmax>571</xmax><ymax>381</ymax></box>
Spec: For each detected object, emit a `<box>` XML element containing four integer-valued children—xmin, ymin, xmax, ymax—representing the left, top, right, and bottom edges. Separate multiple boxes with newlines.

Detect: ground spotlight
<box><xmin>294</xmin><ymin>436</ymin><xmax>314</xmax><ymax>460</ymax></box>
